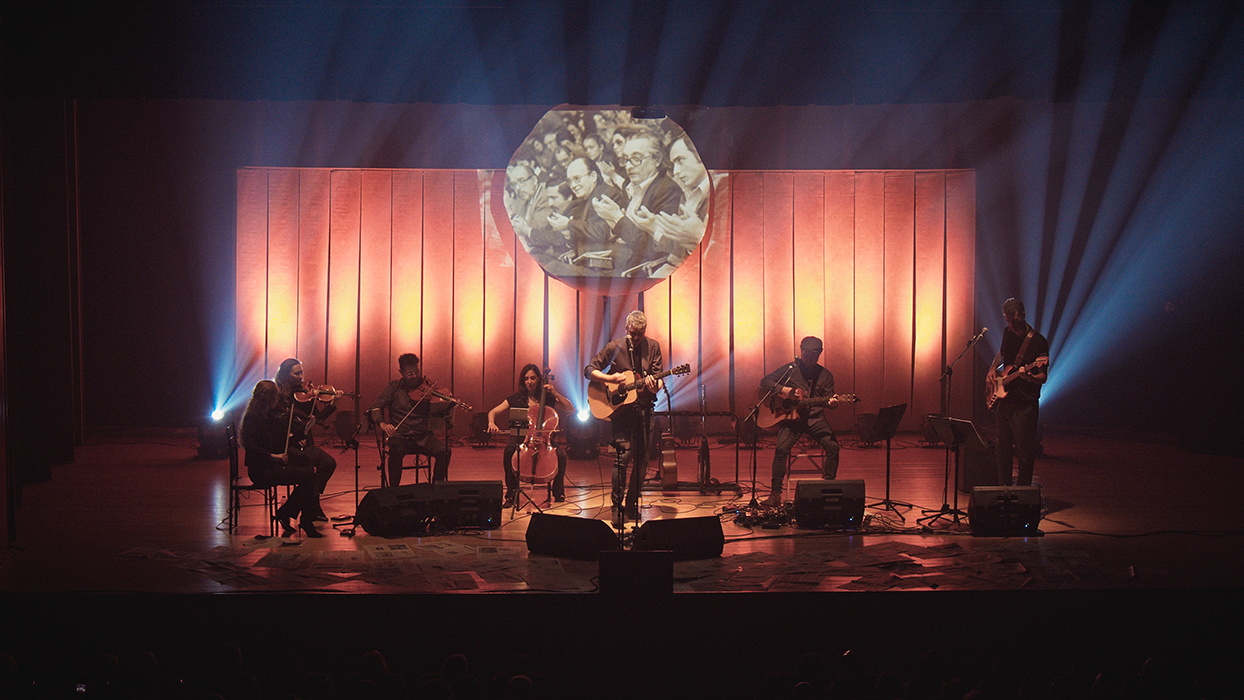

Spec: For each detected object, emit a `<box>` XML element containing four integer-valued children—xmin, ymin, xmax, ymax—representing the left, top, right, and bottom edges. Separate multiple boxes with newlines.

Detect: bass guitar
<box><xmin>753</xmin><ymin>388</ymin><xmax>860</xmax><ymax>430</ymax></box>
<box><xmin>587</xmin><ymin>364</ymin><xmax>691</xmax><ymax>419</ymax></box>
<box><xmin>986</xmin><ymin>355</ymin><xmax>1049</xmax><ymax>409</ymax></box>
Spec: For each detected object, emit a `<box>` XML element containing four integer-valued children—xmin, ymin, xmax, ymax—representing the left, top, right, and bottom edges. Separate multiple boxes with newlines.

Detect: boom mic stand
<box><xmin>918</xmin><ymin>328</ymin><xmax>986</xmax><ymax>528</ymax></box>
<box><xmin>746</xmin><ymin>361</ymin><xmax>797</xmax><ymax>508</ymax></box>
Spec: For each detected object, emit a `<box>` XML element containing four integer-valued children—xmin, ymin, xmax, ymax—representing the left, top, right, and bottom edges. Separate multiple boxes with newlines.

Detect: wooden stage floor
<box><xmin>4</xmin><ymin>427</ymin><xmax>1242</xmax><ymax>594</ymax></box>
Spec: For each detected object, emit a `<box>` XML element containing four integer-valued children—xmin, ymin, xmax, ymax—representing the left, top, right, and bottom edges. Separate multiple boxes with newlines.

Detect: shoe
<box><xmin>624</xmin><ymin>504</ymin><xmax>640</xmax><ymax>522</ymax></box>
<box><xmin>503</xmin><ymin>493</ymin><xmax>517</xmax><ymax>508</ymax></box>
<box><xmin>274</xmin><ymin>514</ymin><xmax>296</xmax><ymax>537</ymax></box>
<box><xmin>300</xmin><ymin>520</ymin><xmax>325</xmax><ymax>538</ymax></box>
<box><xmin>553</xmin><ymin>494</ymin><xmax>566</xmax><ymax>503</ymax></box>
<box><xmin>761</xmin><ymin>491</ymin><xmax>783</xmax><ymax>508</ymax></box>
<box><xmin>610</xmin><ymin>508</ymin><xmax>624</xmax><ymax>529</ymax></box>
<box><xmin>309</xmin><ymin>508</ymin><xmax>329</xmax><ymax>522</ymax></box>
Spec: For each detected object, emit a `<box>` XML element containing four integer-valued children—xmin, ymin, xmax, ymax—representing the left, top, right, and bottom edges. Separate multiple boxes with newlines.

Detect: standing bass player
<box><xmin>987</xmin><ymin>298</ymin><xmax>1049</xmax><ymax>487</ymax></box>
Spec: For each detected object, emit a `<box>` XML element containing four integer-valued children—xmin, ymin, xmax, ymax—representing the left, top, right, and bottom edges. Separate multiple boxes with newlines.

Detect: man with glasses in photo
<box><xmin>591</xmin><ymin>131</ymin><xmax>684</xmax><ymax>275</ymax></box>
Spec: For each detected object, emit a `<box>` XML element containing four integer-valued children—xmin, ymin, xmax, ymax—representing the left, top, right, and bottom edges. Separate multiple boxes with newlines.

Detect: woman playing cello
<box><xmin>486</xmin><ymin>364</ymin><xmax>574</xmax><ymax>507</ymax></box>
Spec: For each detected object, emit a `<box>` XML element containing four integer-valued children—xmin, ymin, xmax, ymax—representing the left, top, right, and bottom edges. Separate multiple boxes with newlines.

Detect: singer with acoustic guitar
<box><xmin>585</xmin><ymin>310</ymin><xmax>665</xmax><ymax>529</ymax></box>
<box><xmin>757</xmin><ymin>336</ymin><xmax>845</xmax><ymax>508</ymax></box>
<box><xmin>486</xmin><ymin>364</ymin><xmax>574</xmax><ymax>508</ymax></box>
<box><xmin>986</xmin><ymin>298</ymin><xmax>1049</xmax><ymax>487</ymax></box>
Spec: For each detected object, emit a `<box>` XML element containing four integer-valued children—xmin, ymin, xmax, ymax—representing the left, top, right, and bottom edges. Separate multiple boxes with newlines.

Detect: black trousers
<box><xmin>609</xmin><ymin>406</ymin><xmax>651</xmax><ymax>509</ymax></box>
<box><xmin>249</xmin><ymin>461</ymin><xmax>319</xmax><ymax>522</ymax></box>
<box><xmin>771</xmin><ymin>418</ymin><xmax>841</xmax><ymax>484</ymax></box>
<box><xmin>995</xmin><ymin>399</ymin><xmax>1039</xmax><ymax>486</ymax></box>
<box><xmin>386</xmin><ymin>433</ymin><xmax>451</xmax><ymax>486</ymax></box>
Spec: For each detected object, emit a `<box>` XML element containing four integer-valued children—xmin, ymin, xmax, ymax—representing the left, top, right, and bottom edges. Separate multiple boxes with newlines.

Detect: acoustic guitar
<box><xmin>587</xmin><ymin>364</ymin><xmax>691</xmax><ymax>419</ymax></box>
<box><xmin>753</xmin><ymin>388</ymin><xmax>859</xmax><ymax>430</ymax></box>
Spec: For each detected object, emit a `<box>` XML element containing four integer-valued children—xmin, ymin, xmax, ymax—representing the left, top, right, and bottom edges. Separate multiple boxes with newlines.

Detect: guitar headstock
<box><xmin>671</xmin><ymin>363</ymin><xmax>691</xmax><ymax>376</ymax></box>
<box><xmin>838</xmin><ymin>394</ymin><xmax>860</xmax><ymax>404</ymax></box>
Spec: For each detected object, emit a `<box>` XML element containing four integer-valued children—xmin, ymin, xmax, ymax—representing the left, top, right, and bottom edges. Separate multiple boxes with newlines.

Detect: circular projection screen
<box><xmin>496</xmin><ymin>106</ymin><xmax>710</xmax><ymax>296</ymax></box>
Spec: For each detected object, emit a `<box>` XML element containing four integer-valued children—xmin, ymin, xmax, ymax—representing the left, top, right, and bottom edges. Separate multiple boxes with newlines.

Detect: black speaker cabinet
<box><xmin>432</xmin><ymin>481</ymin><xmax>503</xmax><ymax>530</ymax></box>
<box><xmin>969</xmin><ymin>485</ymin><xmax>1042</xmax><ymax>536</ymax></box>
<box><xmin>525</xmin><ymin>513</ymin><xmax>619</xmax><ymax>560</ymax></box>
<box><xmin>958</xmin><ymin>445</ymin><xmax>998</xmax><ymax>493</ymax></box>
<box><xmin>356</xmin><ymin>483</ymin><xmax>436</xmax><ymax>537</ymax></box>
<box><xmin>632</xmin><ymin>516</ymin><xmax>724</xmax><ymax>560</ymax></box>
<box><xmin>794</xmin><ymin>479</ymin><xmax>865</xmax><ymax>530</ymax></box>
<box><xmin>599</xmin><ymin>550</ymin><xmax>673</xmax><ymax>595</ymax></box>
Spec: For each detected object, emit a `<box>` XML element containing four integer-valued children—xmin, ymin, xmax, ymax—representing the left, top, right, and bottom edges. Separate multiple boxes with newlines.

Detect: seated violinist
<box><xmin>274</xmin><ymin>358</ymin><xmax>340</xmax><ymax>521</ymax></box>
<box><xmin>240</xmin><ymin>380</ymin><xmax>324</xmax><ymax>537</ymax></box>
<box><xmin>486</xmin><ymin>364</ymin><xmax>574</xmax><ymax>507</ymax></box>
<box><xmin>367</xmin><ymin>353</ymin><xmax>453</xmax><ymax>487</ymax></box>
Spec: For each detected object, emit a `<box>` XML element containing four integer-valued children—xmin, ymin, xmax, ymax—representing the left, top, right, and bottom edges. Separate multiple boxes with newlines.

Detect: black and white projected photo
<box><xmin>502</xmin><ymin>107</ymin><xmax>709</xmax><ymax>293</ymax></box>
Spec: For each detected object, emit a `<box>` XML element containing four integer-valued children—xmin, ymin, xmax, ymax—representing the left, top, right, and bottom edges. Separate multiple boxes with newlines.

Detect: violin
<box><xmin>406</xmin><ymin>378</ymin><xmax>473</xmax><ymax>413</ymax></box>
<box><xmin>517</xmin><ymin>369</ymin><xmax>559</xmax><ymax>485</ymax></box>
<box><xmin>294</xmin><ymin>384</ymin><xmax>358</xmax><ymax>403</ymax></box>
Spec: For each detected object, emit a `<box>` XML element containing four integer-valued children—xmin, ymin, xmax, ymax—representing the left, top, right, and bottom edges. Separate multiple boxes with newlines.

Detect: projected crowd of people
<box><xmin>503</xmin><ymin>108</ymin><xmax>710</xmax><ymax>280</ymax></box>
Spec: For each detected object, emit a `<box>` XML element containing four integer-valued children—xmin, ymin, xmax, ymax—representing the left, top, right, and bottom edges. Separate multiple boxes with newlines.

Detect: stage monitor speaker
<box><xmin>794</xmin><ymin>479</ymin><xmax>865</xmax><ymax>530</ymax></box>
<box><xmin>525</xmin><ymin>513</ymin><xmax>619</xmax><ymax>560</ymax></box>
<box><xmin>599</xmin><ymin>550</ymin><xmax>673</xmax><ymax>595</ymax></box>
<box><xmin>969</xmin><ymin>486</ymin><xmax>1042</xmax><ymax>536</ymax></box>
<box><xmin>356</xmin><ymin>483</ymin><xmax>435</xmax><ymax>537</ymax></box>
<box><xmin>632</xmin><ymin>516</ymin><xmax>724</xmax><ymax>560</ymax></box>
<box><xmin>432</xmin><ymin>481</ymin><xmax>503</xmax><ymax>530</ymax></box>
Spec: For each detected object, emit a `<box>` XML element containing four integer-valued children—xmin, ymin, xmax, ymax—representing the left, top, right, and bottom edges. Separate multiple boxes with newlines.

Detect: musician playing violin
<box><xmin>758</xmin><ymin>337</ymin><xmax>842</xmax><ymax>507</ymax></box>
<box><xmin>486</xmin><ymin>364</ymin><xmax>574</xmax><ymax>507</ymax></box>
<box><xmin>273</xmin><ymin>358</ymin><xmax>340</xmax><ymax>521</ymax></box>
<box><xmin>366</xmin><ymin>353</ymin><xmax>453</xmax><ymax>487</ymax></box>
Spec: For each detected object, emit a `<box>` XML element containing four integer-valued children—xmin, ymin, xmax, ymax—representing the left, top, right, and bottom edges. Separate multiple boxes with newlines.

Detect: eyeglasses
<box><xmin>509</xmin><ymin>174</ymin><xmax>535</xmax><ymax>187</ymax></box>
<box><xmin>622</xmin><ymin>153</ymin><xmax>653</xmax><ymax>166</ymax></box>
<box><xmin>568</xmin><ymin>172</ymin><xmax>595</xmax><ymax>185</ymax></box>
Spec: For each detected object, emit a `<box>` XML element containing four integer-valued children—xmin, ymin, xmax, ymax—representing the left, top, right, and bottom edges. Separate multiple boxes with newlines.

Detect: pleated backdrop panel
<box><xmin>236</xmin><ymin>168</ymin><xmax>975</xmax><ymax>434</ymax></box>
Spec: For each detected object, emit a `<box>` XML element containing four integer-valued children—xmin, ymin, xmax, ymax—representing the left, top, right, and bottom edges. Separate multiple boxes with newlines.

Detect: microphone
<box><xmin>969</xmin><ymin>327</ymin><xmax>989</xmax><ymax>345</ymax></box>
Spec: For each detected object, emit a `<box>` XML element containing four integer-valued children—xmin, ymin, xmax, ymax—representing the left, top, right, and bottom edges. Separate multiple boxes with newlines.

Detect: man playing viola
<box><xmin>486</xmin><ymin>364</ymin><xmax>574</xmax><ymax>507</ymax></box>
<box><xmin>367</xmin><ymin>353</ymin><xmax>453</xmax><ymax>487</ymax></box>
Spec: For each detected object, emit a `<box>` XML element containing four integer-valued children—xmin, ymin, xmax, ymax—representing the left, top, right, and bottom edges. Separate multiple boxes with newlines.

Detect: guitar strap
<box><xmin>1014</xmin><ymin>327</ymin><xmax>1036</xmax><ymax>367</ymax></box>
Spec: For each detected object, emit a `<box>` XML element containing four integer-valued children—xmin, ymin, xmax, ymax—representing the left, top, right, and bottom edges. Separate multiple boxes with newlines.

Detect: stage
<box><xmin>3</xmin><ymin>427</ymin><xmax>1242</xmax><ymax>594</ymax></box>
<box><xmin>4</xmin><ymin>427</ymin><xmax>1243</xmax><ymax>699</ymax></box>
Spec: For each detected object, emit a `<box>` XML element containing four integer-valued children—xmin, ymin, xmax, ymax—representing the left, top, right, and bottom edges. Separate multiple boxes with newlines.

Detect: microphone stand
<box><xmin>919</xmin><ymin>329</ymin><xmax>986</xmax><ymax>528</ymax></box>
<box><xmin>338</xmin><ymin>415</ymin><xmax>368</xmax><ymax>536</ymax></box>
<box><xmin>746</xmin><ymin>360</ymin><xmax>798</xmax><ymax>509</ymax></box>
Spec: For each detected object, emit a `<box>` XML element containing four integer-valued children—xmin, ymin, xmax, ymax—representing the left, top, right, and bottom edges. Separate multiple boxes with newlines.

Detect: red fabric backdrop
<box><xmin>237</xmin><ymin>168</ymin><xmax>975</xmax><ymax>434</ymax></box>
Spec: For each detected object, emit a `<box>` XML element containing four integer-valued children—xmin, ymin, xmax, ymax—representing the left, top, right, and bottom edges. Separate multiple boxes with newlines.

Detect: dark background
<box><xmin>5</xmin><ymin>1</ymin><xmax>1243</xmax><ymax>477</ymax></box>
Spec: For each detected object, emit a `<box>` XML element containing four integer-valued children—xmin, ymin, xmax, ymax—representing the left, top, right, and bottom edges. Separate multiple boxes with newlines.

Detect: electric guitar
<box><xmin>986</xmin><ymin>355</ymin><xmax>1049</xmax><ymax>409</ymax></box>
<box><xmin>587</xmin><ymin>364</ymin><xmax>691</xmax><ymax>419</ymax></box>
<box><xmin>754</xmin><ymin>388</ymin><xmax>859</xmax><ymax>430</ymax></box>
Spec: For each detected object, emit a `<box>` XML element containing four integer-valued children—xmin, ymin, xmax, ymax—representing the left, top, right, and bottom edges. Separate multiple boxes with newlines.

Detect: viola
<box><xmin>517</xmin><ymin>369</ymin><xmax>559</xmax><ymax>485</ymax></box>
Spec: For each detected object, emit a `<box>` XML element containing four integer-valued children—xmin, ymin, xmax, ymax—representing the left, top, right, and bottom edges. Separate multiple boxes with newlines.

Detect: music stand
<box><xmin>862</xmin><ymin>403</ymin><xmax>913</xmax><ymax>520</ymax></box>
<box><xmin>917</xmin><ymin>416</ymin><xmax>981</xmax><ymax>527</ymax></box>
<box><xmin>507</xmin><ymin>407</ymin><xmax>545</xmax><ymax>517</ymax></box>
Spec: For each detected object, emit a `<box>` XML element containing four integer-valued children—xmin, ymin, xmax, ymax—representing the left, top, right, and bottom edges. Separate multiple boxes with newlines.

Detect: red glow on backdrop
<box><xmin>237</xmin><ymin>168</ymin><xmax>975</xmax><ymax>434</ymax></box>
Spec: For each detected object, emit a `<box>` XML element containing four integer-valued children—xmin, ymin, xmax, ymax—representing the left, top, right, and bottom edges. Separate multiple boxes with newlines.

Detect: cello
<box><xmin>517</xmin><ymin>369</ymin><xmax>559</xmax><ymax>485</ymax></box>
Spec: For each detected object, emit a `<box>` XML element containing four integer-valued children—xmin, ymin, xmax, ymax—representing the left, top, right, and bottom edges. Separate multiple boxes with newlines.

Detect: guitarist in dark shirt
<box><xmin>585</xmin><ymin>310</ymin><xmax>664</xmax><ymax>528</ymax></box>
<box><xmin>758</xmin><ymin>336</ymin><xmax>843</xmax><ymax>507</ymax></box>
<box><xmin>987</xmin><ymin>298</ymin><xmax>1050</xmax><ymax>487</ymax></box>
